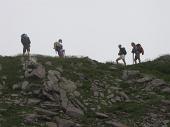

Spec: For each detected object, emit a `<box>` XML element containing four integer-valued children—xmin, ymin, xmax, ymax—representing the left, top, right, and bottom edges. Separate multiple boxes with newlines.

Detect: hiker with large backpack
<box><xmin>54</xmin><ymin>39</ymin><xmax>65</xmax><ymax>57</ymax></box>
<box><xmin>131</xmin><ymin>42</ymin><xmax>144</xmax><ymax>64</ymax></box>
<box><xmin>21</xmin><ymin>34</ymin><xmax>31</xmax><ymax>58</ymax></box>
<box><xmin>116</xmin><ymin>44</ymin><xmax>127</xmax><ymax>66</ymax></box>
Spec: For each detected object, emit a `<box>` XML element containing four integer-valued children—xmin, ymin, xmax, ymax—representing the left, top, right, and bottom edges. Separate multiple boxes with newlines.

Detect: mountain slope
<box><xmin>0</xmin><ymin>55</ymin><xmax>170</xmax><ymax>127</ymax></box>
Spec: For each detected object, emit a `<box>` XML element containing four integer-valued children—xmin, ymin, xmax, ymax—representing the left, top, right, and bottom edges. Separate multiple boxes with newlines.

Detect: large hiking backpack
<box><xmin>21</xmin><ymin>35</ymin><xmax>31</xmax><ymax>47</ymax></box>
<box><xmin>54</xmin><ymin>42</ymin><xmax>62</xmax><ymax>51</ymax></box>
<box><xmin>136</xmin><ymin>44</ymin><xmax>144</xmax><ymax>55</ymax></box>
<box><xmin>122</xmin><ymin>48</ymin><xmax>127</xmax><ymax>55</ymax></box>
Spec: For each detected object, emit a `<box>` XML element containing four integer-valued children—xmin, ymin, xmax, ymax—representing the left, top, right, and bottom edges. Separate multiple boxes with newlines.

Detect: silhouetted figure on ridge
<box><xmin>54</xmin><ymin>39</ymin><xmax>65</xmax><ymax>57</ymax></box>
<box><xmin>131</xmin><ymin>42</ymin><xmax>144</xmax><ymax>64</ymax></box>
<box><xmin>21</xmin><ymin>33</ymin><xmax>31</xmax><ymax>58</ymax></box>
<box><xmin>116</xmin><ymin>44</ymin><xmax>127</xmax><ymax>66</ymax></box>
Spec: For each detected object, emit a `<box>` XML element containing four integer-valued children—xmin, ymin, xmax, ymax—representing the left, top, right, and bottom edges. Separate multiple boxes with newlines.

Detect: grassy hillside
<box><xmin>0</xmin><ymin>55</ymin><xmax>170</xmax><ymax>127</ymax></box>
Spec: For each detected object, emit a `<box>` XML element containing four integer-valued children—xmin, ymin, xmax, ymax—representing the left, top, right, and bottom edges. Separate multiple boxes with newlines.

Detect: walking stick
<box><xmin>132</xmin><ymin>53</ymin><xmax>135</xmax><ymax>64</ymax></box>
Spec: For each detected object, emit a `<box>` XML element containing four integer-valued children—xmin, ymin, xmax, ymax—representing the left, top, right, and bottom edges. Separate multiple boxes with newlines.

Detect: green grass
<box><xmin>127</xmin><ymin>58</ymin><xmax>170</xmax><ymax>82</ymax></box>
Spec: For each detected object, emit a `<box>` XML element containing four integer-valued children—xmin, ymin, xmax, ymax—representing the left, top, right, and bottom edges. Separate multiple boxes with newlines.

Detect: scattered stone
<box><xmin>161</xmin><ymin>100</ymin><xmax>170</xmax><ymax>105</ymax></box>
<box><xmin>35</xmin><ymin>108</ymin><xmax>58</xmax><ymax>117</ymax></box>
<box><xmin>46</xmin><ymin>122</ymin><xmax>57</xmax><ymax>127</ymax></box>
<box><xmin>24</xmin><ymin>114</ymin><xmax>38</xmax><ymax>124</ymax></box>
<box><xmin>136</xmin><ymin>76</ymin><xmax>153</xmax><ymax>83</ymax></box>
<box><xmin>161</xmin><ymin>87</ymin><xmax>170</xmax><ymax>93</ymax></box>
<box><xmin>73</xmin><ymin>91</ymin><xmax>81</xmax><ymax>97</ymax></box>
<box><xmin>66</xmin><ymin>106</ymin><xmax>84</xmax><ymax>119</ymax></box>
<box><xmin>12</xmin><ymin>84</ymin><xmax>21</xmax><ymax>90</ymax></box>
<box><xmin>54</xmin><ymin>117</ymin><xmax>76</xmax><ymax>127</ymax></box>
<box><xmin>45</xmin><ymin>61</ymin><xmax>52</xmax><ymax>66</ymax></box>
<box><xmin>27</xmin><ymin>98</ymin><xmax>41</xmax><ymax>106</ymax></box>
<box><xmin>150</xmin><ymin>79</ymin><xmax>166</xmax><ymax>86</ymax></box>
<box><xmin>122</xmin><ymin>70</ymin><xmax>140</xmax><ymax>80</ymax></box>
<box><xmin>95</xmin><ymin>112</ymin><xmax>109</xmax><ymax>119</ymax></box>
<box><xmin>21</xmin><ymin>81</ymin><xmax>29</xmax><ymax>91</ymax></box>
<box><xmin>59</xmin><ymin>89</ymin><xmax>69</xmax><ymax>110</ymax></box>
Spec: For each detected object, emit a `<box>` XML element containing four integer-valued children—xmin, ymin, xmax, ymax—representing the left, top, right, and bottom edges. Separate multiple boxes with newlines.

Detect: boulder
<box><xmin>48</xmin><ymin>70</ymin><xmax>61</xmax><ymax>83</ymax></box>
<box><xmin>95</xmin><ymin>112</ymin><xmax>109</xmax><ymax>119</ymax></box>
<box><xmin>66</xmin><ymin>106</ymin><xmax>84</xmax><ymax>119</ymax></box>
<box><xmin>25</xmin><ymin>64</ymin><xmax>46</xmax><ymax>79</ymax></box>
<box><xmin>59</xmin><ymin>78</ymin><xmax>77</xmax><ymax>93</ymax></box>
<box><xmin>122</xmin><ymin>70</ymin><xmax>140</xmax><ymax>80</ymax></box>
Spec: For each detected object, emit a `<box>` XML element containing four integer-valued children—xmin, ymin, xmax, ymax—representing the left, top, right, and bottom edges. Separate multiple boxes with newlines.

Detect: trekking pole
<box><xmin>132</xmin><ymin>53</ymin><xmax>135</xmax><ymax>64</ymax></box>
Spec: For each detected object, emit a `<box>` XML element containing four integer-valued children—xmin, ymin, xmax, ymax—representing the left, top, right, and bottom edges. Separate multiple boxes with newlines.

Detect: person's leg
<box><xmin>138</xmin><ymin>55</ymin><xmax>141</xmax><ymax>63</ymax></box>
<box><xmin>116</xmin><ymin>56</ymin><xmax>122</xmax><ymax>64</ymax></box>
<box><xmin>116</xmin><ymin>58</ymin><xmax>120</xmax><ymax>64</ymax></box>
<box><xmin>122</xmin><ymin>59</ymin><xmax>126</xmax><ymax>66</ymax></box>
<box><xmin>27</xmin><ymin>47</ymin><xmax>30</xmax><ymax>58</ymax></box>
<box><xmin>23</xmin><ymin>47</ymin><xmax>26</xmax><ymax>56</ymax></box>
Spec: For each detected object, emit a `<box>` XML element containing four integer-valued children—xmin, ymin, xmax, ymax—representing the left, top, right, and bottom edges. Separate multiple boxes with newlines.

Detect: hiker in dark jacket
<box><xmin>131</xmin><ymin>42</ymin><xmax>144</xmax><ymax>64</ymax></box>
<box><xmin>21</xmin><ymin>34</ymin><xmax>31</xmax><ymax>57</ymax></box>
<box><xmin>116</xmin><ymin>44</ymin><xmax>126</xmax><ymax>66</ymax></box>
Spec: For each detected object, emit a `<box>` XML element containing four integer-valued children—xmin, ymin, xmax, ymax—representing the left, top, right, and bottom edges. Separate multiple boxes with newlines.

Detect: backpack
<box><xmin>122</xmin><ymin>48</ymin><xmax>127</xmax><ymax>55</ymax></box>
<box><xmin>54</xmin><ymin>42</ymin><xmax>62</xmax><ymax>51</ymax></box>
<box><xmin>136</xmin><ymin>44</ymin><xmax>144</xmax><ymax>54</ymax></box>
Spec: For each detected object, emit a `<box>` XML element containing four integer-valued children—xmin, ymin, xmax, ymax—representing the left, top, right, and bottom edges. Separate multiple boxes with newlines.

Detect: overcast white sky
<box><xmin>0</xmin><ymin>0</ymin><xmax>170</xmax><ymax>64</ymax></box>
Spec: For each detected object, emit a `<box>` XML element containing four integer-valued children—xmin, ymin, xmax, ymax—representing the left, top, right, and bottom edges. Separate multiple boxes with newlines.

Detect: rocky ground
<box><xmin>0</xmin><ymin>55</ymin><xmax>170</xmax><ymax>127</ymax></box>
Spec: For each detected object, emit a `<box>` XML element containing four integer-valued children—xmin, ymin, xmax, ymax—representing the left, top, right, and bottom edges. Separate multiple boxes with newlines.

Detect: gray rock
<box><xmin>59</xmin><ymin>78</ymin><xmax>77</xmax><ymax>93</ymax></box>
<box><xmin>31</xmin><ymin>64</ymin><xmax>46</xmax><ymax>79</ymax></box>
<box><xmin>21</xmin><ymin>81</ymin><xmax>29</xmax><ymax>91</ymax></box>
<box><xmin>162</xmin><ymin>87</ymin><xmax>170</xmax><ymax>93</ymax></box>
<box><xmin>122</xmin><ymin>70</ymin><xmax>140</xmax><ymax>80</ymax></box>
<box><xmin>35</xmin><ymin>107</ymin><xmax>58</xmax><ymax>117</ymax></box>
<box><xmin>24</xmin><ymin>114</ymin><xmax>38</xmax><ymax>124</ymax></box>
<box><xmin>55</xmin><ymin>117</ymin><xmax>76</xmax><ymax>127</ymax></box>
<box><xmin>25</xmin><ymin>64</ymin><xmax>46</xmax><ymax>79</ymax></box>
<box><xmin>45</xmin><ymin>61</ymin><xmax>52</xmax><ymax>66</ymax></box>
<box><xmin>118</xmin><ymin>91</ymin><xmax>130</xmax><ymax>101</ymax></box>
<box><xmin>66</xmin><ymin>106</ymin><xmax>84</xmax><ymax>119</ymax></box>
<box><xmin>46</xmin><ymin>122</ymin><xmax>57</xmax><ymax>127</ymax></box>
<box><xmin>48</xmin><ymin>70</ymin><xmax>61</xmax><ymax>84</ymax></box>
<box><xmin>59</xmin><ymin>89</ymin><xmax>69</xmax><ymax>110</ymax></box>
<box><xmin>27</xmin><ymin>98</ymin><xmax>41</xmax><ymax>106</ymax></box>
<box><xmin>73</xmin><ymin>91</ymin><xmax>81</xmax><ymax>97</ymax></box>
<box><xmin>150</xmin><ymin>79</ymin><xmax>166</xmax><ymax>86</ymax></box>
<box><xmin>13</xmin><ymin>84</ymin><xmax>20</xmax><ymax>90</ymax></box>
<box><xmin>161</xmin><ymin>100</ymin><xmax>170</xmax><ymax>105</ymax></box>
<box><xmin>95</xmin><ymin>112</ymin><xmax>109</xmax><ymax>119</ymax></box>
<box><xmin>136</xmin><ymin>76</ymin><xmax>153</xmax><ymax>83</ymax></box>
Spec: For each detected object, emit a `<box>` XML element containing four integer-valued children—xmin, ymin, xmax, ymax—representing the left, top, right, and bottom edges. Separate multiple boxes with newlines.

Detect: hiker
<box><xmin>116</xmin><ymin>44</ymin><xmax>127</xmax><ymax>66</ymax></box>
<box><xmin>21</xmin><ymin>34</ymin><xmax>31</xmax><ymax>58</ymax></box>
<box><xmin>54</xmin><ymin>39</ymin><xmax>65</xmax><ymax>57</ymax></box>
<box><xmin>131</xmin><ymin>42</ymin><xmax>144</xmax><ymax>64</ymax></box>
